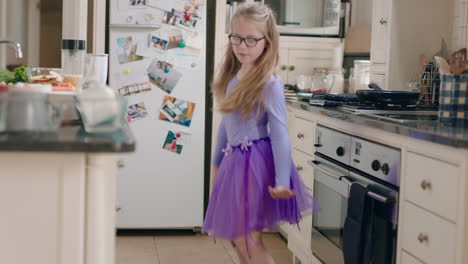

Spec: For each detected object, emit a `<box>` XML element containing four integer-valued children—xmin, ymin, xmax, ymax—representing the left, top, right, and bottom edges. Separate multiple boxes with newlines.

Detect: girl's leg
<box><xmin>230</xmin><ymin>241</ymin><xmax>248</xmax><ymax>264</ymax></box>
<box><xmin>233</xmin><ymin>231</ymin><xmax>276</xmax><ymax>264</ymax></box>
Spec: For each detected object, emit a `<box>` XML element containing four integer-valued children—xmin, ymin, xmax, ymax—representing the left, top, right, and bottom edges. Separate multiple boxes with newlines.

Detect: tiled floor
<box><xmin>116</xmin><ymin>230</ymin><xmax>293</xmax><ymax>264</ymax></box>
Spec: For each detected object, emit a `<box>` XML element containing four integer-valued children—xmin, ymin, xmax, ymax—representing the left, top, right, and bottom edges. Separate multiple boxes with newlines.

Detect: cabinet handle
<box><xmin>296</xmin><ymin>166</ymin><xmax>303</xmax><ymax>172</ymax></box>
<box><xmin>117</xmin><ymin>160</ymin><xmax>125</xmax><ymax>168</ymax></box>
<box><xmin>297</xmin><ymin>133</ymin><xmax>304</xmax><ymax>139</ymax></box>
<box><xmin>289</xmin><ymin>65</ymin><xmax>295</xmax><ymax>71</ymax></box>
<box><xmin>281</xmin><ymin>65</ymin><xmax>287</xmax><ymax>70</ymax></box>
<box><xmin>417</xmin><ymin>233</ymin><xmax>429</xmax><ymax>243</ymax></box>
<box><xmin>379</xmin><ymin>18</ymin><xmax>387</xmax><ymax>25</ymax></box>
<box><xmin>420</xmin><ymin>180</ymin><xmax>432</xmax><ymax>191</ymax></box>
<box><xmin>116</xmin><ymin>205</ymin><xmax>122</xmax><ymax>212</ymax></box>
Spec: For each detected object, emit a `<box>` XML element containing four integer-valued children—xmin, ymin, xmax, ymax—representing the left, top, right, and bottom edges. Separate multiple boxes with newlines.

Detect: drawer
<box><xmin>401</xmin><ymin>202</ymin><xmax>456</xmax><ymax>264</ymax></box>
<box><xmin>292</xmin><ymin>149</ymin><xmax>314</xmax><ymax>190</ymax></box>
<box><xmin>401</xmin><ymin>251</ymin><xmax>424</xmax><ymax>264</ymax></box>
<box><xmin>405</xmin><ymin>152</ymin><xmax>459</xmax><ymax>222</ymax></box>
<box><xmin>291</xmin><ymin>116</ymin><xmax>315</xmax><ymax>156</ymax></box>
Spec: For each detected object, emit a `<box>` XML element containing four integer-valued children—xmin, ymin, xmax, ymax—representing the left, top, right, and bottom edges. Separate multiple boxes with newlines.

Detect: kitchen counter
<box><xmin>0</xmin><ymin>124</ymin><xmax>135</xmax><ymax>152</ymax></box>
<box><xmin>288</xmin><ymin>101</ymin><xmax>468</xmax><ymax>148</ymax></box>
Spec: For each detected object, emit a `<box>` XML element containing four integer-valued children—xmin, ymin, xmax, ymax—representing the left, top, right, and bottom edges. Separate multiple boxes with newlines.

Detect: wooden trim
<box><xmin>0</xmin><ymin>0</ymin><xmax>7</xmax><ymax>69</ymax></box>
<box><xmin>92</xmin><ymin>0</ymin><xmax>106</xmax><ymax>53</ymax></box>
<box><xmin>62</xmin><ymin>0</ymin><xmax>88</xmax><ymax>40</ymax></box>
<box><xmin>27</xmin><ymin>0</ymin><xmax>40</xmax><ymax>66</ymax></box>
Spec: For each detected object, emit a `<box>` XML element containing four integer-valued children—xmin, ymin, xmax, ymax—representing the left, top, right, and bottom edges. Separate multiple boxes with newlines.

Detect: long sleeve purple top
<box><xmin>212</xmin><ymin>74</ymin><xmax>292</xmax><ymax>188</ymax></box>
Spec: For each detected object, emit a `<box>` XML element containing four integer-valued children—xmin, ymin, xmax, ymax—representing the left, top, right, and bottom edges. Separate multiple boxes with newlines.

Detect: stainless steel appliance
<box><xmin>309</xmin><ymin>126</ymin><xmax>400</xmax><ymax>264</ymax></box>
<box><xmin>263</xmin><ymin>0</ymin><xmax>342</xmax><ymax>36</ymax></box>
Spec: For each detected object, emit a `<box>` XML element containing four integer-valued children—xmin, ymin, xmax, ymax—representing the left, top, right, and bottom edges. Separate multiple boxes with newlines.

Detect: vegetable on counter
<box><xmin>0</xmin><ymin>64</ymin><xmax>32</xmax><ymax>83</ymax></box>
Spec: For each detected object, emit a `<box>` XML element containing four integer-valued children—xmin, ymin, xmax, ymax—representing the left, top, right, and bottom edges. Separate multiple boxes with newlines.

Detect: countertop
<box><xmin>0</xmin><ymin>124</ymin><xmax>136</xmax><ymax>152</ymax></box>
<box><xmin>288</xmin><ymin>101</ymin><xmax>468</xmax><ymax>148</ymax></box>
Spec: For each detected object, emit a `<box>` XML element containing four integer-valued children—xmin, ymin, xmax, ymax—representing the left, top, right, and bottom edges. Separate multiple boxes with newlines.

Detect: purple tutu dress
<box><xmin>203</xmin><ymin>75</ymin><xmax>318</xmax><ymax>242</ymax></box>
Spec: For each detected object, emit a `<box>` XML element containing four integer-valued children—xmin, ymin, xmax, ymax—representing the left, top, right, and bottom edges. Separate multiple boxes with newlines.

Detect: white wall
<box><xmin>453</xmin><ymin>0</ymin><xmax>468</xmax><ymax>51</ymax></box>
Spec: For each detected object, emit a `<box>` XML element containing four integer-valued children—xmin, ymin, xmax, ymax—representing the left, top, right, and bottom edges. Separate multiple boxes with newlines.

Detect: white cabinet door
<box><xmin>287</xmin><ymin>48</ymin><xmax>336</xmax><ymax>85</ymax></box>
<box><xmin>370</xmin><ymin>0</ymin><xmax>391</xmax><ymax>64</ymax></box>
<box><xmin>279</xmin><ymin>47</ymin><xmax>289</xmax><ymax>83</ymax></box>
<box><xmin>370</xmin><ymin>72</ymin><xmax>386</xmax><ymax>90</ymax></box>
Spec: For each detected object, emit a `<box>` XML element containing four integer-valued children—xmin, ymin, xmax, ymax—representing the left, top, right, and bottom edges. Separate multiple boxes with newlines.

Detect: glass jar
<box><xmin>61</xmin><ymin>39</ymin><xmax>86</xmax><ymax>91</ymax></box>
<box><xmin>354</xmin><ymin>60</ymin><xmax>371</xmax><ymax>91</ymax></box>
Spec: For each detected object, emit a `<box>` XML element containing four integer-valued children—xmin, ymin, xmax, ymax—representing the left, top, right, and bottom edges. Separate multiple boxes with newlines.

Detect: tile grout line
<box><xmin>221</xmin><ymin>240</ymin><xmax>237</xmax><ymax>264</ymax></box>
<box><xmin>153</xmin><ymin>235</ymin><xmax>161</xmax><ymax>264</ymax></box>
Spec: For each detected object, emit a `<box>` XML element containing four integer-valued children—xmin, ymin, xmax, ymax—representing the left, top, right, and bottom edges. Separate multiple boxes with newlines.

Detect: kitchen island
<box><xmin>285</xmin><ymin>101</ymin><xmax>468</xmax><ymax>264</ymax></box>
<box><xmin>0</xmin><ymin>125</ymin><xmax>135</xmax><ymax>264</ymax></box>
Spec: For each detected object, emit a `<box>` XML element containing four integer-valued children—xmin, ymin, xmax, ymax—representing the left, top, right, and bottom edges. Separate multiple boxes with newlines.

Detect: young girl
<box><xmin>203</xmin><ymin>3</ymin><xmax>317</xmax><ymax>264</ymax></box>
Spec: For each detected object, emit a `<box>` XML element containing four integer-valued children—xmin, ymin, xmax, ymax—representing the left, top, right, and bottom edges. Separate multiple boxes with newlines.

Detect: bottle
<box><xmin>61</xmin><ymin>39</ymin><xmax>86</xmax><ymax>92</ymax></box>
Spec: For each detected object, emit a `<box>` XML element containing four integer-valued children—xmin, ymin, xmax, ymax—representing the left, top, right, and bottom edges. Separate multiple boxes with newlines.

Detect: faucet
<box><xmin>0</xmin><ymin>40</ymin><xmax>23</xmax><ymax>58</ymax></box>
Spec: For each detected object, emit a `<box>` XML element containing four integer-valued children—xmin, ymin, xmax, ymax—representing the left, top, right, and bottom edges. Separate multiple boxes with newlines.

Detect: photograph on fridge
<box><xmin>147</xmin><ymin>59</ymin><xmax>182</xmax><ymax>94</ymax></box>
<box><xmin>147</xmin><ymin>0</ymin><xmax>184</xmax><ymax>11</ymax></box>
<box><xmin>151</xmin><ymin>35</ymin><xmax>168</xmax><ymax>52</ymax></box>
<box><xmin>162</xmin><ymin>130</ymin><xmax>192</xmax><ymax>154</ymax></box>
<box><xmin>118</xmin><ymin>82</ymin><xmax>152</xmax><ymax>96</ymax></box>
<box><xmin>163</xmin><ymin>28</ymin><xmax>185</xmax><ymax>50</ymax></box>
<box><xmin>183</xmin><ymin>0</ymin><xmax>204</xmax><ymax>18</ymax></box>
<box><xmin>162</xmin><ymin>8</ymin><xmax>199</xmax><ymax>31</ymax></box>
<box><xmin>127</xmin><ymin>102</ymin><xmax>149</xmax><ymax>122</ymax></box>
<box><xmin>129</xmin><ymin>0</ymin><xmax>147</xmax><ymax>8</ymax></box>
<box><xmin>159</xmin><ymin>95</ymin><xmax>195</xmax><ymax>127</ymax></box>
<box><xmin>117</xmin><ymin>36</ymin><xmax>144</xmax><ymax>64</ymax></box>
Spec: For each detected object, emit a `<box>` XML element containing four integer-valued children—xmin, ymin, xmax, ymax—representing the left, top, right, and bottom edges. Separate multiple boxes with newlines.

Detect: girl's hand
<box><xmin>268</xmin><ymin>186</ymin><xmax>295</xmax><ymax>199</ymax></box>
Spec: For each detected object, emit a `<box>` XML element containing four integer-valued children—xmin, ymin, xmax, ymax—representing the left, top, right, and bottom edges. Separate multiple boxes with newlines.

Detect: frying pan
<box><xmin>356</xmin><ymin>83</ymin><xmax>421</xmax><ymax>106</ymax></box>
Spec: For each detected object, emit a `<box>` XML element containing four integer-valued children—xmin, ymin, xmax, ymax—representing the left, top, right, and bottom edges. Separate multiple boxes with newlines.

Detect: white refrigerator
<box><xmin>108</xmin><ymin>0</ymin><xmax>206</xmax><ymax>229</ymax></box>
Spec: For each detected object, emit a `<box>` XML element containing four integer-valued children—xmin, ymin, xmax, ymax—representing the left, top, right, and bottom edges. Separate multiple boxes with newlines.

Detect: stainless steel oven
<box><xmin>309</xmin><ymin>126</ymin><xmax>400</xmax><ymax>264</ymax></box>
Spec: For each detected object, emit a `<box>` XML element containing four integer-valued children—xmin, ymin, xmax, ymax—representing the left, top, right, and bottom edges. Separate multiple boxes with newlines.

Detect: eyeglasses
<box><xmin>228</xmin><ymin>34</ymin><xmax>265</xmax><ymax>47</ymax></box>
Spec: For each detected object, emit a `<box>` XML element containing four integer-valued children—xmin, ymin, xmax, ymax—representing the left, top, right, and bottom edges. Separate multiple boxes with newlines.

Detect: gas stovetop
<box><xmin>339</xmin><ymin>104</ymin><xmax>439</xmax><ymax>124</ymax></box>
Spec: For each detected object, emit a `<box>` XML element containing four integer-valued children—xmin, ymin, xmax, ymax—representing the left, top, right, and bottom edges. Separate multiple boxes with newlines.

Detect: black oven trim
<box><xmin>314</xmin><ymin>151</ymin><xmax>399</xmax><ymax>191</ymax></box>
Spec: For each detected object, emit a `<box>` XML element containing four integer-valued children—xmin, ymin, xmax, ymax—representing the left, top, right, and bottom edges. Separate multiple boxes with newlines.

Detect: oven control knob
<box><xmin>336</xmin><ymin>146</ymin><xmax>345</xmax><ymax>157</ymax></box>
<box><xmin>381</xmin><ymin>163</ymin><xmax>390</xmax><ymax>175</ymax></box>
<box><xmin>372</xmin><ymin>160</ymin><xmax>381</xmax><ymax>171</ymax></box>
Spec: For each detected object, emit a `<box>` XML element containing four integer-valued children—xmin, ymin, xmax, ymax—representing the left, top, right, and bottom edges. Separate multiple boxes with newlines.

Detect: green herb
<box><xmin>11</xmin><ymin>64</ymin><xmax>32</xmax><ymax>83</ymax></box>
<box><xmin>0</xmin><ymin>69</ymin><xmax>14</xmax><ymax>83</ymax></box>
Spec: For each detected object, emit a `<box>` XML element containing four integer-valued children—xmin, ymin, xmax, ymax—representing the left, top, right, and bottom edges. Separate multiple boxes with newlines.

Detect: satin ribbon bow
<box><xmin>240</xmin><ymin>137</ymin><xmax>253</xmax><ymax>151</ymax></box>
<box><xmin>222</xmin><ymin>143</ymin><xmax>233</xmax><ymax>156</ymax></box>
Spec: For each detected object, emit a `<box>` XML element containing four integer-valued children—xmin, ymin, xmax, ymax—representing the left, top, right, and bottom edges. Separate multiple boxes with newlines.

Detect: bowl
<box><xmin>31</xmin><ymin>67</ymin><xmax>64</xmax><ymax>84</ymax></box>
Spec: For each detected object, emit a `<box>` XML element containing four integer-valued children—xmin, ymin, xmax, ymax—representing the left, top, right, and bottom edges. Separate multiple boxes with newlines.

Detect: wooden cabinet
<box><xmin>279</xmin><ymin>37</ymin><xmax>344</xmax><ymax>86</ymax></box>
<box><xmin>401</xmin><ymin>251</ymin><xmax>424</xmax><ymax>264</ymax></box>
<box><xmin>0</xmin><ymin>152</ymin><xmax>117</xmax><ymax>264</ymax></box>
<box><xmin>369</xmin><ymin>0</ymin><xmax>452</xmax><ymax>90</ymax></box>
<box><xmin>405</xmin><ymin>152</ymin><xmax>459</xmax><ymax>222</ymax></box>
<box><xmin>370</xmin><ymin>0</ymin><xmax>391</xmax><ymax>65</ymax></box>
<box><xmin>400</xmin><ymin>202</ymin><xmax>456</xmax><ymax>264</ymax></box>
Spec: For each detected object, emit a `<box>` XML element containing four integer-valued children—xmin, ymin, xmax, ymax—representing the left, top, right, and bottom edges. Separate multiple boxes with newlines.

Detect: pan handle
<box><xmin>368</xmin><ymin>83</ymin><xmax>383</xmax><ymax>90</ymax></box>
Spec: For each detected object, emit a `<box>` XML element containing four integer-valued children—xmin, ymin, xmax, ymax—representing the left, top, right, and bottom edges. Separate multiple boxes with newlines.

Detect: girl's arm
<box><xmin>212</xmin><ymin>118</ymin><xmax>227</xmax><ymax>167</ymax></box>
<box><xmin>266</xmin><ymin>77</ymin><xmax>292</xmax><ymax>189</ymax></box>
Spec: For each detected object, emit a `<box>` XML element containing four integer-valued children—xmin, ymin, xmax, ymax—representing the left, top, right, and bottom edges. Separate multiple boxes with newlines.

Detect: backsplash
<box><xmin>453</xmin><ymin>0</ymin><xmax>468</xmax><ymax>51</ymax></box>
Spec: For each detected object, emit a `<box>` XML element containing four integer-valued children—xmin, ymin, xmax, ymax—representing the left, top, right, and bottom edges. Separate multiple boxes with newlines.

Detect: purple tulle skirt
<box><xmin>203</xmin><ymin>138</ymin><xmax>319</xmax><ymax>241</ymax></box>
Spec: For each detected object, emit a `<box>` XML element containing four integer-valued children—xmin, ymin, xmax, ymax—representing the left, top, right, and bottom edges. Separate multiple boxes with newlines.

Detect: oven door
<box><xmin>308</xmin><ymin>156</ymin><xmax>349</xmax><ymax>264</ymax></box>
<box><xmin>308</xmin><ymin>155</ymin><xmax>398</xmax><ymax>264</ymax></box>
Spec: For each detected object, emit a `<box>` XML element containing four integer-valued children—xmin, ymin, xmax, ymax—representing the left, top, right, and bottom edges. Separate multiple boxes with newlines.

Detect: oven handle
<box><xmin>307</xmin><ymin>160</ymin><xmax>343</xmax><ymax>180</ymax></box>
<box><xmin>341</xmin><ymin>176</ymin><xmax>393</xmax><ymax>204</ymax></box>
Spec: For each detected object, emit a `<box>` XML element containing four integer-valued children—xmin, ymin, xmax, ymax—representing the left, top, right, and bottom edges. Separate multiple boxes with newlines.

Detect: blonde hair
<box><xmin>212</xmin><ymin>2</ymin><xmax>279</xmax><ymax>119</ymax></box>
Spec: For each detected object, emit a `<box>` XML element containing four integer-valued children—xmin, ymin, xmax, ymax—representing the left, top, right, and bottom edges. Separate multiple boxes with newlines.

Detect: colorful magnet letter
<box><xmin>178</xmin><ymin>41</ymin><xmax>186</xmax><ymax>48</ymax></box>
<box><xmin>184</xmin><ymin>13</ymin><xmax>191</xmax><ymax>20</ymax></box>
<box><xmin>164</xmin><ymin>67</ymin><xmax>170</xmax><ymax>73</ymax></box>
<box><xmin>124</xmin><ymin>68</ymin><xmax>131</xmax><ymax>74</ymax></box>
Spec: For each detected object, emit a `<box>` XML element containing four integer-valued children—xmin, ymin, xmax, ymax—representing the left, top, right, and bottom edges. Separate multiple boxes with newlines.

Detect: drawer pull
<box><xmin>117</xmin><ymin>160</ymin><xmax>125</xmax><ymax>168</ymax></box>
<box><xmin>420</xmin><ymin>180</ymin><xmax>432</xmax><ymax>190</ymax></box>
<box><xmin>417</xmin><ymin>233</ymin><xmax>429</xmax><ymax>243</ymax></box>
<box><xmin>297</xmin><ymin>133</ymin><xmax>304</xmax><ymax>139</ymax></box>
<box><xmin>296</xmin><ymin>166</ymin><xmax>303</xmax><ymax>172</ymax></box>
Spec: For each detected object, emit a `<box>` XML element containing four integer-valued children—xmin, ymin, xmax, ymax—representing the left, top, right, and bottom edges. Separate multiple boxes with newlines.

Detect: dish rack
<box><xmin>419</xmin><ymin>61</ymin><xmax>440</xmax><ymax>106</ymax></box>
